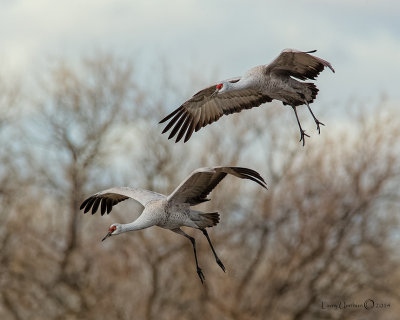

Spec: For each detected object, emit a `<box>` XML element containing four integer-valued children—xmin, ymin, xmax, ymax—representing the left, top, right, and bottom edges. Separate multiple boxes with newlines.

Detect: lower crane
<box><xmin>80</xmin><ymin>166</ymin><xmax>267</xmax><ymax>283</ymax></box>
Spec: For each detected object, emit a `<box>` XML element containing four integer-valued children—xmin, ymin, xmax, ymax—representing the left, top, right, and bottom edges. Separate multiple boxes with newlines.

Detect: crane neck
<box><xmin>119</xmin><ymin>215</ymin><xmax>156</xmax><ymax>234</ymax></box>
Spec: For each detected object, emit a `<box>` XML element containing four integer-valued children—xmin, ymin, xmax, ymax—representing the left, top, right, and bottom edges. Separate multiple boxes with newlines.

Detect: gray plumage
<box><xmin>80</xmin><ymin>166</ymin><xmax>267</xmax><ymax>283</ymax></box>
<box><xmin>160</xmin><ymin>49</ymin><xmax>335</xmax><ymax>145</ymax></box>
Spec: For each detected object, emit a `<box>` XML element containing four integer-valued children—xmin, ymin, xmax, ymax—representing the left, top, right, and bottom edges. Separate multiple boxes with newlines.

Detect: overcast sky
<box><xmin>1</xmin><ymin>0</ymin><xmax>399</xmax><ymax>105</ymax></box>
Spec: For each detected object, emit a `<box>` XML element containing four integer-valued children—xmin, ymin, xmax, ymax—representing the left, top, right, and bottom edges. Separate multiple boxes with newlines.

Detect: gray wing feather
<box><xmin>80</xmin><ymin>187</ymin><xmax>165</xmax><ymax>216</ymax></box>
<box><xmin>160</xmin><ymin>85</ymin><xmax>272</xmax><ymax>143</ymax></box>
<box><xmin>265</xmin><ymin>49</ymin><xmax>335</xmax><ymax>80</ymax></box>
<box><xmin>167</xmin><ymin>166</ymin><xmax>267</xmax><ymax>205</ymax></box>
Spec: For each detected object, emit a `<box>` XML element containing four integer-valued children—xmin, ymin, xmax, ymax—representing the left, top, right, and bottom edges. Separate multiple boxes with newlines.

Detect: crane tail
<box><xmin>198</xmin><ymin>212</ymin><xmax>220</xmax><ymax>228</ymax></box>
<box><xmin>191</xmin><ymin>211</ymin><xmax>220</xmax><ymax>228</ymax></box>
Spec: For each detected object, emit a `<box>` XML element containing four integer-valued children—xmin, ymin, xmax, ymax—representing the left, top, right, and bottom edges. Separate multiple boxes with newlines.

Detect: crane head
<box><xmin>211</xmin><ymin>83</ymin><xmax>224</xmax><ymax>98</ymax></box>
<box><xmin>102</xmin><ymin>224</ymin><xmax>118</xmax><ymax>241</ymax></box>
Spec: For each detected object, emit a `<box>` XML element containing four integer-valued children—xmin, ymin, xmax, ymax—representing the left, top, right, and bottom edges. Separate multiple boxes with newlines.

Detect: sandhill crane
<box><xmin>80</xmin><ymin>166</ymin><xmax>267</xmax><ymax>283</ymax></box>
<box><xmin>160</xmin><ymin>49</ymin><xmax>334</xmax><ymax>146</ymax></box>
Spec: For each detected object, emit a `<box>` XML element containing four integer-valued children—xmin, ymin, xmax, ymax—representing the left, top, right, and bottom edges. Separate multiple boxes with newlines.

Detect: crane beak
<box><xmin>210</xmin><ymin>89</ymin><xmax>218</xmax><ymax>98</ymax></box>
<box><xmin>102</xmin><ymin>231</ymin><xmax>112</xmax><ymax>241</ymax></box>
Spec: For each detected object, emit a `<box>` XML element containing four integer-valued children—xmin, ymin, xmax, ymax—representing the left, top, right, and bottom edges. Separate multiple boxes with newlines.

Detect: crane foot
<box><xmin>197</xmin><ymin>267</ymin><xmax>205</xmax><ymax>284</ymax></box>
<box><xmin>299</xmin><ymin>129</ymin><xmax>310</xmax><ymax>146</ymax></box>
<box><xmin>216</xmin><ymin>258</ymin><xmax>226</xmax><ymax>272</ymax></box>
<box><xmin>315</xmin><ymin>119</ymin><xmax>325</xmax><ymax>134</ymax></box>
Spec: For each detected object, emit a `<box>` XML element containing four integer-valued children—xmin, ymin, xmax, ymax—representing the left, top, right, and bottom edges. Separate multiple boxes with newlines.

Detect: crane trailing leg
<box><xmin>292</xmin><ymin>106</ymin><xmax>310</xmax><ymax>146</ymax></box>
<box><xmin>200</xmin><ymin>228</ymin><xmax>226</xmax><ymax>272</ymax></box>
<box><xmin>173</xmin><ymin>228</ymin><xmax>205</xmax><ymax>284</ymax></box>
<box><xmin>305</xmin><ymin>100</ymin><xmax>325</xmax><ymax>134</ymax></box>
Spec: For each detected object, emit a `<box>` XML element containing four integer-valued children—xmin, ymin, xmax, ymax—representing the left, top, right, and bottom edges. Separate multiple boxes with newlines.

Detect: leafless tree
<box><xmin>0</xmin><ymin>56</ymin><xmax>399</xmax><ymax>320</ymax></box>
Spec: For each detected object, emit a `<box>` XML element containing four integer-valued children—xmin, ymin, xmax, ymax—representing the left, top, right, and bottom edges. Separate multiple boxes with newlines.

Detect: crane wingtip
<box><xmin>161</xmin><ymin>127</ymin><xmax>169</xmax><ymax>134</ymax></box>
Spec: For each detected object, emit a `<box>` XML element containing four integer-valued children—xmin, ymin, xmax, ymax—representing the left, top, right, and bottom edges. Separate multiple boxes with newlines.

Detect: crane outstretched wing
<box><xmin>160</xmin><ymin>49</ymin><xmax>333</xmax><ymax>143</ymax></box>
<box><xmin>167</xmin><ymin>166</ymin><xmax>267</xmax><ymax>206</ymax></box>
<box><xmin>80</xmin><ymin>187</ymin><xmax>165</xmax><ymax>216</ymax></box>
<box><xmin>265</xmin><ymin>49</ymin><xmax>335</xmax><ymax>80</ymax></box>
<box><xmin>159</xmin><ymin>78</ymin><xmax>272</xmax><ymax>143</ymax></box>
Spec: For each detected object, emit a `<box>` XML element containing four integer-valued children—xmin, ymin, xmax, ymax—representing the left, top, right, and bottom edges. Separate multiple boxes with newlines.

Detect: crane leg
<box><xmin>305</xmin><ymin>101</ymin><xmax>325</xmax><ymax>134</ymax></box>
<box><xmin>201</xmin><ymin>228</ymin><xmax>226</xmax><ymax>272</ymax></box>
<box><xmin>292</xmin><ymin>106</ymin><xmax>310</xmax><ymax>146</ymax></box>
<box><xmin>172</xmin><ymin>228</ymin><xmax>205</xmax><ymax>284</ymax></box>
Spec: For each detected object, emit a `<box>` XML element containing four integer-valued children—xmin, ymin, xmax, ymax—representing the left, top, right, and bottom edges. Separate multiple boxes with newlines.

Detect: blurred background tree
<box><xmin>0</xmin><ymin>55</ymin><xmax>399</xmax><ymax>320</ymax></box>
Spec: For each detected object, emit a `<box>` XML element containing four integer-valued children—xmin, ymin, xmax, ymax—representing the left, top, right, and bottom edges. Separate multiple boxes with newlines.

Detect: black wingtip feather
<box><xmin>91</xmin><ymin>198</ymin><xmax>101</xmax><ymax>215</ymax></box>
<box><xmin>100</xmin><ymin>198</ymin><xmax>107</xmax><ymax>215</ymax></box>
<box><xmin>232</xmin><ymin>167</ymin><xmax>268</xmax><ymax>189</ymax></box>
<box><xmin>184</xmin><ymin>120</ymin><xmax>195</xmax><ymax>143</ymax></box>
<box><xmin>162</xmin><ymin>110</ymin><xmax>185</xmax><ymax>134</ymax></box>
<box><xmin>195</xmin><ymin>122</ymin><xmax>202</xmax><ymax>132</ymax></box>
<box><xmin>168</xmin><ymin>114</ymin><xmax>188</xmax><ymax>140</ymax></box>
<box><xmin>106</xmin><ymin>199</ymin><xmax>113</xmax><ymax>214</ymax></box>
<box><xmin>83</xmin><ymin>197</ymin><xmax>96</xmax><ymax>213</ymax></box>
<box><xmin>234</xmin><ymin>167</ymin><xmax>265</xmax><ymax>181</ymax></box>
<box><xmin>241</xmin><ymin>173</ymin><xmax>268</xmax><ymax>189</ymax></box>
<box><xmin>80</xmin><ymin>197</ymin><xmax>90</xmax><ymax>210</ymax></box>
<box><xmin>159</xmin><ymin>106</ymin><xmax>183</xmax><ymax>124</ymax></box>
<box><xmin>176</xmin><ymin>115</ymin><xmax>192</xmax><ymax>143</ymax></box>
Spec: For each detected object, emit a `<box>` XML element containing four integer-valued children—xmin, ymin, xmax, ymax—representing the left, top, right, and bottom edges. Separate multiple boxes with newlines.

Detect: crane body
<box><xmin>160</xmin><ymin>49</ymin><xmax>335</xmax><ymax>145</ymax></box>
<box><xmin>81</xmin><ymin>166</ymin><xmax>267</xmax><ymax>283</ymax></box>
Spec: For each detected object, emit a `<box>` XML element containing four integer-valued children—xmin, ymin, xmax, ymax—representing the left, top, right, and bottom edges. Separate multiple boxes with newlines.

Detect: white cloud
<box><xmin>1</xmin><ymin>0</ymin><xmax>399</xmax><ymax>103</ymax></box>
